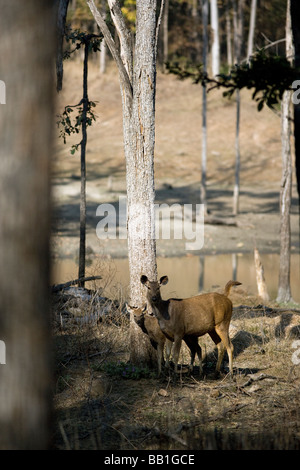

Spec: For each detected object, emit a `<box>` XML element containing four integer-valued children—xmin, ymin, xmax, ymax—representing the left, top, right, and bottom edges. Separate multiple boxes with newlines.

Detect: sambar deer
<box><xmin>141</xmin><ymin>275</ymin><xmax>241</xmax><ymax>377</ymax></box>
<box><xmin>127</xmin><ymin>304</ymin><xmax>201</xmax><ymax>376</ymax></box>
<box><xmin>126</xmin><ymin>304</ymin><xmax>173</xmax><ymax>376</ymax></box>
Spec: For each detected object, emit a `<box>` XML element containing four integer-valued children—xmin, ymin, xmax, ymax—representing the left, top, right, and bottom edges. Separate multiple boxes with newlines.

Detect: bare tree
<box><xmin>247</xmin><ymin>0</ymin><xmax>257</xmax><ymax>60</ymax></box>
<box><xmin>290</xmin><ymin>0</ymin><xmax>300</xmax><ymax>219</ymax></box>
<box><xmin>232</xmin><ymin>0</ymin><xmax>244</xmax><ymax>215</ymax></box>
<box><xmin>99</xmin><ymin>39</ymin><xmax>107</xmax><ymax>74</ymax></box>
<box><xmin>163</xmin><ymin>0</ymin><xmax>169</xmax><ymax>72</ymax></box>
<box><xmin>0</xmin><ymin>0</ymin><xmax>55</xmax><ymax>449</ymax></box>
<box><xmin>98</xmin><ymin>0</ymin><xmax>108</xmax><ymax>74</ymax></box>
<box><xmin>87</xmin><ymin>0</ymin><xmax>163</xmax><ymax>367</ymax></box>
<box><xmin>225</xmin><ymin>0</ymin><xmax>233</xmax><ymax>66</ymax></box>
<box><xmin>57</xmin><ymin>0</ymin><xmax>70</xmax><ymax>91</ymax></box>
<box><xmin>201</xmin><ymin>0</ymin><xmax>209</xmax><ymax>211</ymax></box>
<box><xmin>210</xmin><ymin>0</ymin><xmax>220</xmax><ymax>76</ymax></box>
<box><xmin>277</xmin><ymin>0</ymin><xmax>294</xmax><ymax>303</ymax></box>
<box><xmin>78</xmin><ymin>36</ymin><xmax>95</xmax><ymax>287</ymax></box>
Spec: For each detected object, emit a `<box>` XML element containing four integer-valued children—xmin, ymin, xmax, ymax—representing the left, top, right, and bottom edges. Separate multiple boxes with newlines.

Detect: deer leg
<box><xmin>208</xmin><ymin>329</ymin><xmax>224</xmax><ymax>376</ymax></box>
<box><xmin>155</xmin><ymin>344</ymin><xmax>162</xmax><ymax>377</ymax></box>
<box><xmin>172</xmin><ymin>337</ymin><xmax>182</xmax><ymax>374</ymax></box>
<box><xmin>164</xmin><ymin>340</ymin><xmax>172</xmax><ymax>369</ymax></box>
<box><xmin>214</xmin><ymin>325</ymin><xmax>234</xmax><ymax>377</ymax></box>
<box><xmin>184</xmin><ymin>336</ymin><xmax>202</xmax><ymax>376</ymax></box>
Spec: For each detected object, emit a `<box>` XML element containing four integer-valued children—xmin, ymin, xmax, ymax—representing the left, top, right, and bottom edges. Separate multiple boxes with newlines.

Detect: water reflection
<box><xmin>52</xmin><ymin>252</ymin><xmax>300</xmax><ymax>303</ymax></box>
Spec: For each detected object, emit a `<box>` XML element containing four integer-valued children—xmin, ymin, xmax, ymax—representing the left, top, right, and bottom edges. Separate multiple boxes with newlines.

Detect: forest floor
<box><xmin>52</xmin><ymin>285</ymin><xmax>300</xmax><ymax>451</ymax></box>
<box><xmin>51</xmin><ymin>60</ymin><xmax>300</xmax><ymax>451</ymax></box>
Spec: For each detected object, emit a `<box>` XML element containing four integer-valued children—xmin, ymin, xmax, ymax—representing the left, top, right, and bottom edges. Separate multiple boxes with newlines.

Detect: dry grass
<box><xmin>51</xmin><ymin>280</ymin><xmax>300</xmax><ymax>450</ymax></box>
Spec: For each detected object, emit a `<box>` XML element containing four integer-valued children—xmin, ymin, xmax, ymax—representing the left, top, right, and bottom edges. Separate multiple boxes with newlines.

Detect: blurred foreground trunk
<box><xmin>0</xmin><ymin>0</ymin><xmax>56</xmax><ymax>449</ymax></box>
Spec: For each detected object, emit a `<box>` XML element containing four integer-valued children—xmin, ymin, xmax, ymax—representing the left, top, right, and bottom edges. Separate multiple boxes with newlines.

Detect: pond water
<box><xmin>52</xmin><ymin>252</ymin><xmax>300</xmax><ymax>304</ymax></box>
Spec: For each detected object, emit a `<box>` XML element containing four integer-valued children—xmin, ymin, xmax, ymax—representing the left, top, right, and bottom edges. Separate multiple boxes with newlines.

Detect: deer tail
<box><xmin>224</xmin><ymin>280</ymin><xmax>242</xmax><ymax>297</ymax></box>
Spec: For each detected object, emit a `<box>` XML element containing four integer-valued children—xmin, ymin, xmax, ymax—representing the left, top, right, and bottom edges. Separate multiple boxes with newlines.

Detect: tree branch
<box><xmin>155</xmin><ymin>0</ymin><xmax>165</xmax><ymax>60</ymax></box>
<box><xmin>52</xmin><ymin>275</ymin><xmax>102</xmax><ymax>293</ymax></box>
<box><xmin>86</xmin><ymin>0</ymin><xmax>132</xmax><ymax>106</ymax></box>
<box><xmin>107</xmin><ymin>0</ymin><xmax>133</xmax><ymax>82</ymax></box>
<box><xmin>56</xmin><ymin>0</ymin><xmax>70</xmax><ymax>92</ymax></box>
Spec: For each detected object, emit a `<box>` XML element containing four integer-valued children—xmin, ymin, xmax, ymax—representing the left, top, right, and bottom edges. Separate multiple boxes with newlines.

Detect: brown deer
<box><xmin>126</xmin><ymin>304</ymin><xmax>173</xmax><ymax>376</ymax></box>
<box><xmin>141</xmin><ymin>276</ymin><xmax>241</xmax><ymax>377</ymax></box>
<box><xmin>127</xmin><ymin>304</ymin><xmax>202</xmax><ymax>376</ymax></box>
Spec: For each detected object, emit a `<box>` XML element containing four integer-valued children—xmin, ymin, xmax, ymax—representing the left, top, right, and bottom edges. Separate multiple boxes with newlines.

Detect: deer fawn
<box><xmin>126</xmin><ymin>304</ymin><xmax>172</xmax><ymax>376</ymax></box>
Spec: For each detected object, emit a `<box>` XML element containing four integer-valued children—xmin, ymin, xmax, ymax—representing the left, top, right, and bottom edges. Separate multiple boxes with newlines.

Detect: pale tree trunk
<box><xmin>210</xmin><ymin>0</ymin><xmax>220</xmax><ymax>76</ymax></box>
<box><xmin>232</xmin><ymin>0</ymin><xmax>244</xmax><ymax>64</ymax></box>
<box><xmin>247</xmin><ymin>0</ymin><xmax>257</xmax><ymax>60</ymax></box>
<box><xmin>290</xmin><ymin>0</ymin><xmax>300</xmax><ymax>232</ymax></box>
<box><xmin>163</xmin><ymin>0</ymin><xmax>169</xmax><ymax>72</ymax></box>
<box><xmin>0</xmin><ymin>0</ymin><xmax>55</xmax><ymax>449</ymax></box>
<box><xmin>125</xmin><ymin>0</ymin><xmax>158</xmax><ymax>366</ymax></box>
<box><xmin>277</xmin><ymin>0</ymin><xmax>294</xmax><ymax>303</ymax></box>
<box><xmin>99</xmin><ymin>1</ymin><xmax>107</xmax><ymax>74</ymax></box>
<box><xmin>201</xmin><ymin>0</ymin><xmax>209</xmax><ymax>212</ymax></box>
<box><xmin>233</xmin><ymin>88</ymin><xmax>241</xmax><ymax>215</ymax></box>
<box><xmin>225</xmin><ymin>0</ymin><xmax>233</xmax><ymax>67</ymax></box>
<box><xmin>232</xmin><ymin>0</ymin><xmax>244</xmax><ymax>215</ymax></box>
<box><xmin>254</xmin><ymin>247</ymin><xmax>270</xmax><ymax>302</ymax></box>
<box><xmin>277</xmin><ymin>89</ymin><xmax>293</xmax><ymax>303</ymax></box>
<box><xmin>99</xmin><ymin>39</ymin><xmax>107</xmax><ymax>74</ymax></box>
<box><xmin>87</xmin><ymin>0</ymin><xmax>159</xmax><ymax>367</ymax></box>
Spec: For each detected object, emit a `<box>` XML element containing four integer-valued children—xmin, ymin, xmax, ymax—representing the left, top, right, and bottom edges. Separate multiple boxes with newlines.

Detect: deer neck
<box><xmin>151</xmin><ymin>299</ymin><xmax>170</xmax><ymax>321</ymax></box>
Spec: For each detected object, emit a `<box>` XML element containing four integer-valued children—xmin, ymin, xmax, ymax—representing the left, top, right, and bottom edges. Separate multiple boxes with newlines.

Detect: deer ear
<box><xmin>140</xmin><ymin>275</ymin><xmax>148</xmax><ymax>285</ymax></box>
<box><xmin>160</xmin><ymin>275</ymin><xmax>169</xmax><ymax>285</ymax></box>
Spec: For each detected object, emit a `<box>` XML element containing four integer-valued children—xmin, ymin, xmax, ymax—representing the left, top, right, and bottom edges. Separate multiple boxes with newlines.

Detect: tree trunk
<box><xmin>78</xmin><ymin>40</ymin><xmax>89</xmax><ymax>287</ymax></box>
<box><xmin>290</xmin><ymin>0</ymin><xmax>300</xmax><ymax>236</ymax></box>
<box><xmin>124</xmin><ymin>0</ymin><xmax>158</xmax><ymax>366</ymax></box>
<box><xmin>191</xmin><ymin>0</ymin><xmax>201</xmax><ymax>63</ymax></box>
<box><xmin>201</xmin><ymin>0</ymin><xmax>209</xmax><ymax>211</ymax></box>
<box><xmin>232</xmin><ymin>0</ymin><xmax>244</xmax><ymax>63</ymax></box>
<box><xmin>87</xmin><ymin>0</ymin><xmax>158</xmax><ymax>368</ymax></box>
<box><xmin>277</xmin><ymin>0</ymin><xmax>293</xmax><ymax>303</ymax></box>
<box><xmin>232</xmin><ymin>0</ymin><xmax>244</xmax><ymax>215</ymax></box>
<box><xmin>254</xmin><ymin>247</ymin><xmax>270</xmax><ymax>302</ymax></box>
<box><xmin>210</xmin><ymin>0</ymin><xmax>220</xmax><ymax>76</ymax></box>
<box><xmin>162</xmin><ymin>0</ymin><xmax>169</xmax><ymax>72</ymax></box>
<box><xmin>233</xmin><ymin>89</ymin><xmax>241</xmax><ymax>215</ymax></box>
<box><xmin>277</xmin><ymin>89</ymin><xmax>293</xmax><ymax>303</ymax></box>
<box><xmin>99</xmin><ymin>39</ymin><xmax>107</xmax><ymax>74</ymax></box>
<box><xmin>99</xmin><ymin>1</ymin><xmax>107</xmax><ymax>74</ymax></box>
<box><xmin>225</xmin><ymin>0</ymin><xmax>233</xmax><ymax>67</ymax></box>
<box><xmin>56</xmin><ymin>0</ymin><xmax>70</xmax><ymax>92</ymax></box>
<box><xmin>0</xmin><ymin>0</ymin><xmax>55</xmax><ymax>449</ymax></box>
<box><xmin>247</xmin><ymin>0</ymin><xmax>257</xmax><ymax>60</ymax></box>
